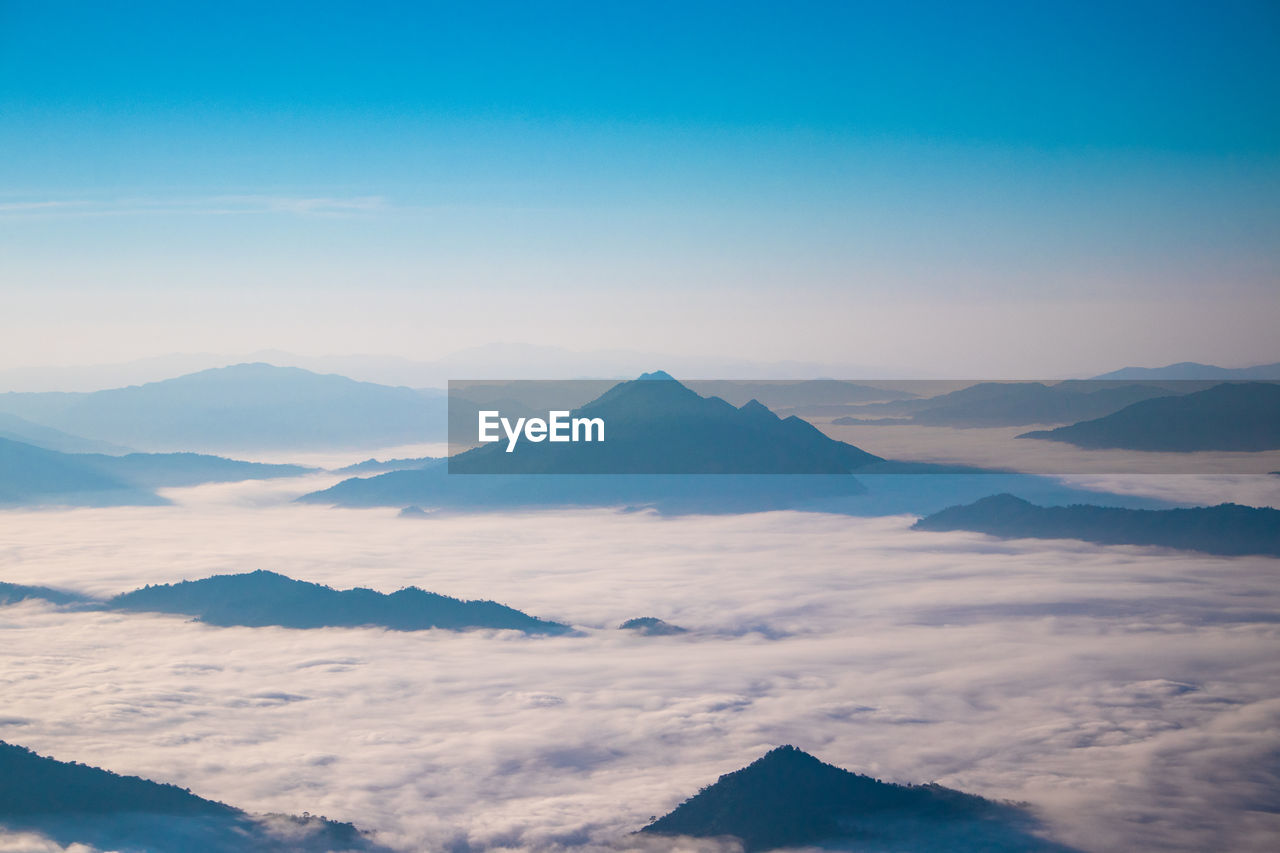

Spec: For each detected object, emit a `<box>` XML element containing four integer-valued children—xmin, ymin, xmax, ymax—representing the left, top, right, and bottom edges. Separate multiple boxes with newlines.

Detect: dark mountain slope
<box><xmin>106</xmin><ymin>570</ymin><xmax>570</xmax><ymax>634</ymax></box>
<box><xmin>1019</xmin><ymin>382</ymin><xmax>1280</xmax><ymax>451</ymax></box>
<box><xmin>0</xmin><ymin>436</ymin><xmax>164</xmax><ymax>506</ymax></box>
<box><xmin>834</xmin><ymin>381</ymin><xmax>1184</xmax><ymax>427</ymax></box>
<box><xmin>79</xmin><ymin>451</ymin><xmax>314</xmax><ymax>488</ymax></box>
<box><xmin>0</xmin><ymin>581</ymin><xmax>91</xmax><ymax>606</ymax></box>
<box><xmin>914</xmin><ymin>494</ymin><xmax>1280</xmax><ymax>557</ymax></box>
<box><xmin>0</xmin><ymin>740</ymin><xmax>381</xmax><ymax>852</ymax></box>
<box><xmin>1092</xmin><ymin>361</ymin><xmax>1280</xmax><ymax>380</ymax></box>
<box><xmin>640</xmin><ymin>745</ymin><xmax>1072</xmax><ymax>852</ymax></box>
<box><xmin>450</xmin><ymin>372</ymin><xmax>882</xmax><ymax>474</ymax></box>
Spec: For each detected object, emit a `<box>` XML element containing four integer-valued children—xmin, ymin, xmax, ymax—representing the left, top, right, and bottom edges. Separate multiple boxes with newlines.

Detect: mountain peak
<box><xmin>636</xmin><ymin>370</ymin><xmax>677</xmax><ymax>382</ymax></box>
<box><xmin>641</xmin><ymin>745</ymin><xmax>1029</xmax><ymax>852</ymax></box>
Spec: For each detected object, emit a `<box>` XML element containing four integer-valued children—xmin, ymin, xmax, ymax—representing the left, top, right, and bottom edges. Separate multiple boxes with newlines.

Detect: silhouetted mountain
<box><xmin>1019</xmin><ymin>382</ymin><xmax>1280</xmax><ymax>451</ymax></box>
<box><xmin>834</xmin><ymin>381</ymin><xmax>1182</xmax><ymax>427</ymax></box>
<box><xmin>80</xmin><ymin>451</ymin><xmax>314</xmax><ymax>487</ymax></box>
<box><xmin>107</xmin><ymin>570</ymin><xmax>570</xmax><ymax>634</ymax></box>
<box><xmin>0</xmin><ymin>436</ymin><xmax>164</xmax><ymax>506</ymax></box>
<box><xmin>914</xmin><ymin>494</ymin><xmax>1280</xmax><ymax>557</ymax></box>
<box><xmin>335</xmin><ymin>456</ymin><xmax>437</xmax><ymax>475</ymax></box>
<box><xmin>640</xmin><ymin>745</ymin><xmax>1072</xmax><ymax>852</ymax></box>
<box><xmin>0</xmin><ymin>411</ymin><xmax>132</xmax><ymax>453</ymax></box>
<box><xmin>684</xmin><ymin>380</ymin><xmax>916</xmax><ymax>411</ymax></box>
<box><xmin>619</xmin><ymin>616</ymin><xmax>688</xmax><ymax>635</ymax></box>
<box><xmin>1</xmin><ymin>436</ymin><xmax>314</xmax><ymax>505</ymax></box>
<box><xmin>0</xmin><ymin>581</ymin><xmax>90</xmax><ymax>606</ymax></box>
<box><xmin>450</xmin><ymin>372</ymin><xmax>882</xmax><ymax>474</ymax></box>
<box><xmin>0</xmin><ymin>363</ymin><xmax>445</xmax><ymax>452</ymax></box>
<box><xmin>1092</xmin><ymin>360</ymin><xmax>1280</xmax><ymax>380</ymax></box>
<box><xmin>0</xmin><ymin>740</ymin><xmax>382</xmax><ymax>852</ymax></box>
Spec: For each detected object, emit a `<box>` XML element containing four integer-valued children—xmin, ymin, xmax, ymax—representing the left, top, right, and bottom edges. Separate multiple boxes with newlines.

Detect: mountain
<box><xmin>0</xmin><ymin>740</ymin><xmax>381</xmax><ymax>852</ymax></box>
<box><xmin>1092</xmin><ymin>360</ymin><xmax>1280</xmax><ymax>380</ymax></box>
<box><xmin>0</xmin><ymin>363</ymin><xmax>446</xmax><ymax>452</ymax></box>
<box><xmin>914</xmin><ymin>494</ymin><xmax>1280</xmax><ymax>557</ymax></box>
<box><xmin>639</xmin><ymin>745</ymin><xmax>1071</xmax><ymax>852</ymax></box>
<box><xmin>0</xmin><ymin>436</ymin><xmax>315</xmax><ymax>506</ymax></box>
<box><xmin>0</xmin><ymin>581</ymin><xmax>91</xmax><ymax>606</ymax></box>
<box><xmin>833</xmin><ymin>381</ymin><xmax>1187</xmax><ymax>428</ymax></box>
<box><xmin>449</xmin><ymin>371</ymin><xmax>883</xmax><ymax>474</ymax></box>
<box><xmin>78</xmin><ymin>451</ymin><xmax>314</xmax><ymax>488</ymax></box>
<box><xmin>106</xmin><ymin>570</ymin><xmax>570</xmax><ymax>634</ymax></box>
<box><xmin>0</xmin><ymin>436</ymin><xmax>164</xmax><ymax>506</ymax></box>
<box><xmin>0</xmin><ymin>411</ymin><xmax>132</xmax><ymax>453</ymax></box>
<box><xmin>683</xmin><ymin>380</ymin><xmax>915</xmax><ymax>411</ymax></box>
<box><xmin>1018</xmin><ymin>382</ymin><xmax>1280</xmax><ymax>451</ymax></box>
<box><xmin>334</xmin><ymin>456</ymin><xmax>437</xmax><ymax>475</ymax></box>
<box><xmin>619</xmin><ymin>616</ymin><xmax>688</xmax><ymax>635</ymax></box>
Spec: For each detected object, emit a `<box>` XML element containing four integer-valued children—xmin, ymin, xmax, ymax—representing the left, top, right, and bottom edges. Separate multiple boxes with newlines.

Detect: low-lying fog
<box><xmin>1</xmin><ymin>476</ymin><xmax>1278</xmax><ymax>851</ymax></box>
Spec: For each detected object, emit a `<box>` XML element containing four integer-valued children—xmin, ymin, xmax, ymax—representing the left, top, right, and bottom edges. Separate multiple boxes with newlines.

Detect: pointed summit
<box><xmin>641</xmin><ymin>745</ymin><xmax>1042</xmax><ymax>852</ymax></box>
<box><xmin>449</xmin><ymin>375</ymin><xmax>882</xmax><ymax>474</ymax></box>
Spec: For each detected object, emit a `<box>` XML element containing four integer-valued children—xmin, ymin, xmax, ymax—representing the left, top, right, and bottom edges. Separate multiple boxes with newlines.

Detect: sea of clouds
<box><xmin>1</xmin><ymin>474</ymin><xmax>1278</xmax><ymax>852</ymax></box>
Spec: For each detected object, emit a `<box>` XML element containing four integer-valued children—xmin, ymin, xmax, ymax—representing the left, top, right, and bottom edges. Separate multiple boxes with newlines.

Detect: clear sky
<box><xmin>2</xmin><ymin>0</ymin><xmax>1278</xmax><ymax>375</ymax></box>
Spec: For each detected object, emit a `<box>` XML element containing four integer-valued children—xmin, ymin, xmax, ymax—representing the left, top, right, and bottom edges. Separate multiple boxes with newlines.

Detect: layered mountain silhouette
<box><xmin>834</xmin><ymin>381</ymin><xmax>1185</xmax><ymax>428</ymax></box>
<box><xmin>0</xmin><ymin>740</ymin><xmax>383</xmax><ymax>852</ymax></box>
<box><xmin>105</xmin><ymin>570</ymin><xmax>570</xmax><ymax>634</ymax></box>
<box><xmin>0</xmin><ymin>436</ymin><xmax>162</xmax><ymax>506</ymax></box>
<box><xmin>0</xmin><ymin>363</ymin><xmax>445</xmax><ymax>452</ymax></box>
<box><xmin>335</xmin><ymin>455</ymin><xmax>437</xmax><ymax>475</ymax></box>
<box><xmin>0</xmin><ymin>410</ymin><xmax>131</xmax><ymax>453</ymax></box>
<box><xmin>1091</xmin><ymin>360</ymin><xmax>1280</xmax><ymax>380</ymax></box>
<box><xmin>914</xmin><ymin>494</ymin><xmax>1280</xmax><ymax>557</ymax></box>
<box><xmin>1019</xmin><ymin>382</ymin><xmax>1280</xmax><ymax>451</ymax></box>
<box><xmin>1</xmin><ymin>436</ymin><xmax>314</xmax><ymax>506</ymax></box>
<box><xmin>683</xmin><ymin>380</ymin><xmax>915</xmax><ymax>411</ymax></box>
<box><xmin>302</xmin><ymin>375</ymin><xmax>1173</xmax><ymax>515</ymax></box>
<box><xmin>450</xmin><ymin>372</ymin><xmax>883</xmax><ymax>475</ymax></box>
<box><xmin>640</xmin><ymin>745</ymin><xmax>1073</xmax><ymax>852</ymax></box>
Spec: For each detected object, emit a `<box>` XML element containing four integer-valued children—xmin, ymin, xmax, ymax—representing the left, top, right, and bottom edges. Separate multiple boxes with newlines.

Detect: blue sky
<box><xmin>2</xmin><ymin>1</ymin><xmax>1278</xmax><ymax>374</ymax></box>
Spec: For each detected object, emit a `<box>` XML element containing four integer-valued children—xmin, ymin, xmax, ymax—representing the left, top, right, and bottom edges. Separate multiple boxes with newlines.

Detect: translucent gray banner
<box><xmin>446</xmin><ymin>376</ymin><xmax>1280</xmax><ymax>475</ymax></box>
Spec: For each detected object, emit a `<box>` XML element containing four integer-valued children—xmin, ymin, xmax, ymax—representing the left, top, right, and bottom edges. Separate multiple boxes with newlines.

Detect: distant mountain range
<box><xmin>1091</xmin><ymin>361</ymin><xmax>1280</xmax><ymax>380</ymax></box>
<box><xmin>834</xmin><ymin>381</ymin><xmax>1195</xmax><ymax>428</ymax></box>
<box><xmin>0</xmin><ymin>436</ymin><xmax>162</xmax><ymax>506</ymax></box>
<box><xmin>0</xmin><ymin>739</ymin><xmax>382</xmax><ymax>852</ymax></box>
<box><xmin>100</xmin><ymin>570</ymin><xmax>569</xmax><ymax>634</ymax></box>
<box><xmin>0</xmin><ymin>363</ymin><xmax>445</xmax><ymax>453</ymax></box>
<box><xmin>914</xmin><ymin>494</ymin><xmax>1280</xmax><ymax>557</ymax></box>
<box><xmin>450</xmin><ymin>371</ymin><xmax>883</xmax><ymax>475</ymax></box>
<box><xmin>304</xmin><ymin>374</ymin><xmax>1173</xmax><ymax>515</ymax></box>
<box><xmin>0</xmin><ymin>436</ymin><xmax>315</xmax><ymax>506</ymax></box>
<box><xmin>0</xmin><ymin>410</ymin><xmax>132</xmax><ymax>453</ymax></box>
<box><xmin>1019</xmin><ymin>382</ymin><xmax>1280</xmax><ymax>451</ymax></box>
<box><xmin>0</xmin><ymin>571</ymin><xmax>567</xmax><ymax>633</ymax></box>
<box><xmin>640</xmin><ymin>745</ymin><xmax>1072</xmax><ymax>852</ymax></box>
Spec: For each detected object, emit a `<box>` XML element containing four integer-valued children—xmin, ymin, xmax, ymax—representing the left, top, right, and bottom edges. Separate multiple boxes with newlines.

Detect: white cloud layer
<box><xmin>1</xmin><ymin>485</ymin><xmax>1278</xmax><ymax>851</ymax></box>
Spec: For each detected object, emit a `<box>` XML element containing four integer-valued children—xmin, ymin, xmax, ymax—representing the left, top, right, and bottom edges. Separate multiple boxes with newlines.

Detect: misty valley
<box><xmin>1</xmin><ymin>365</ymin><xmax>1278</xmax><ymax>852</ymax></box>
